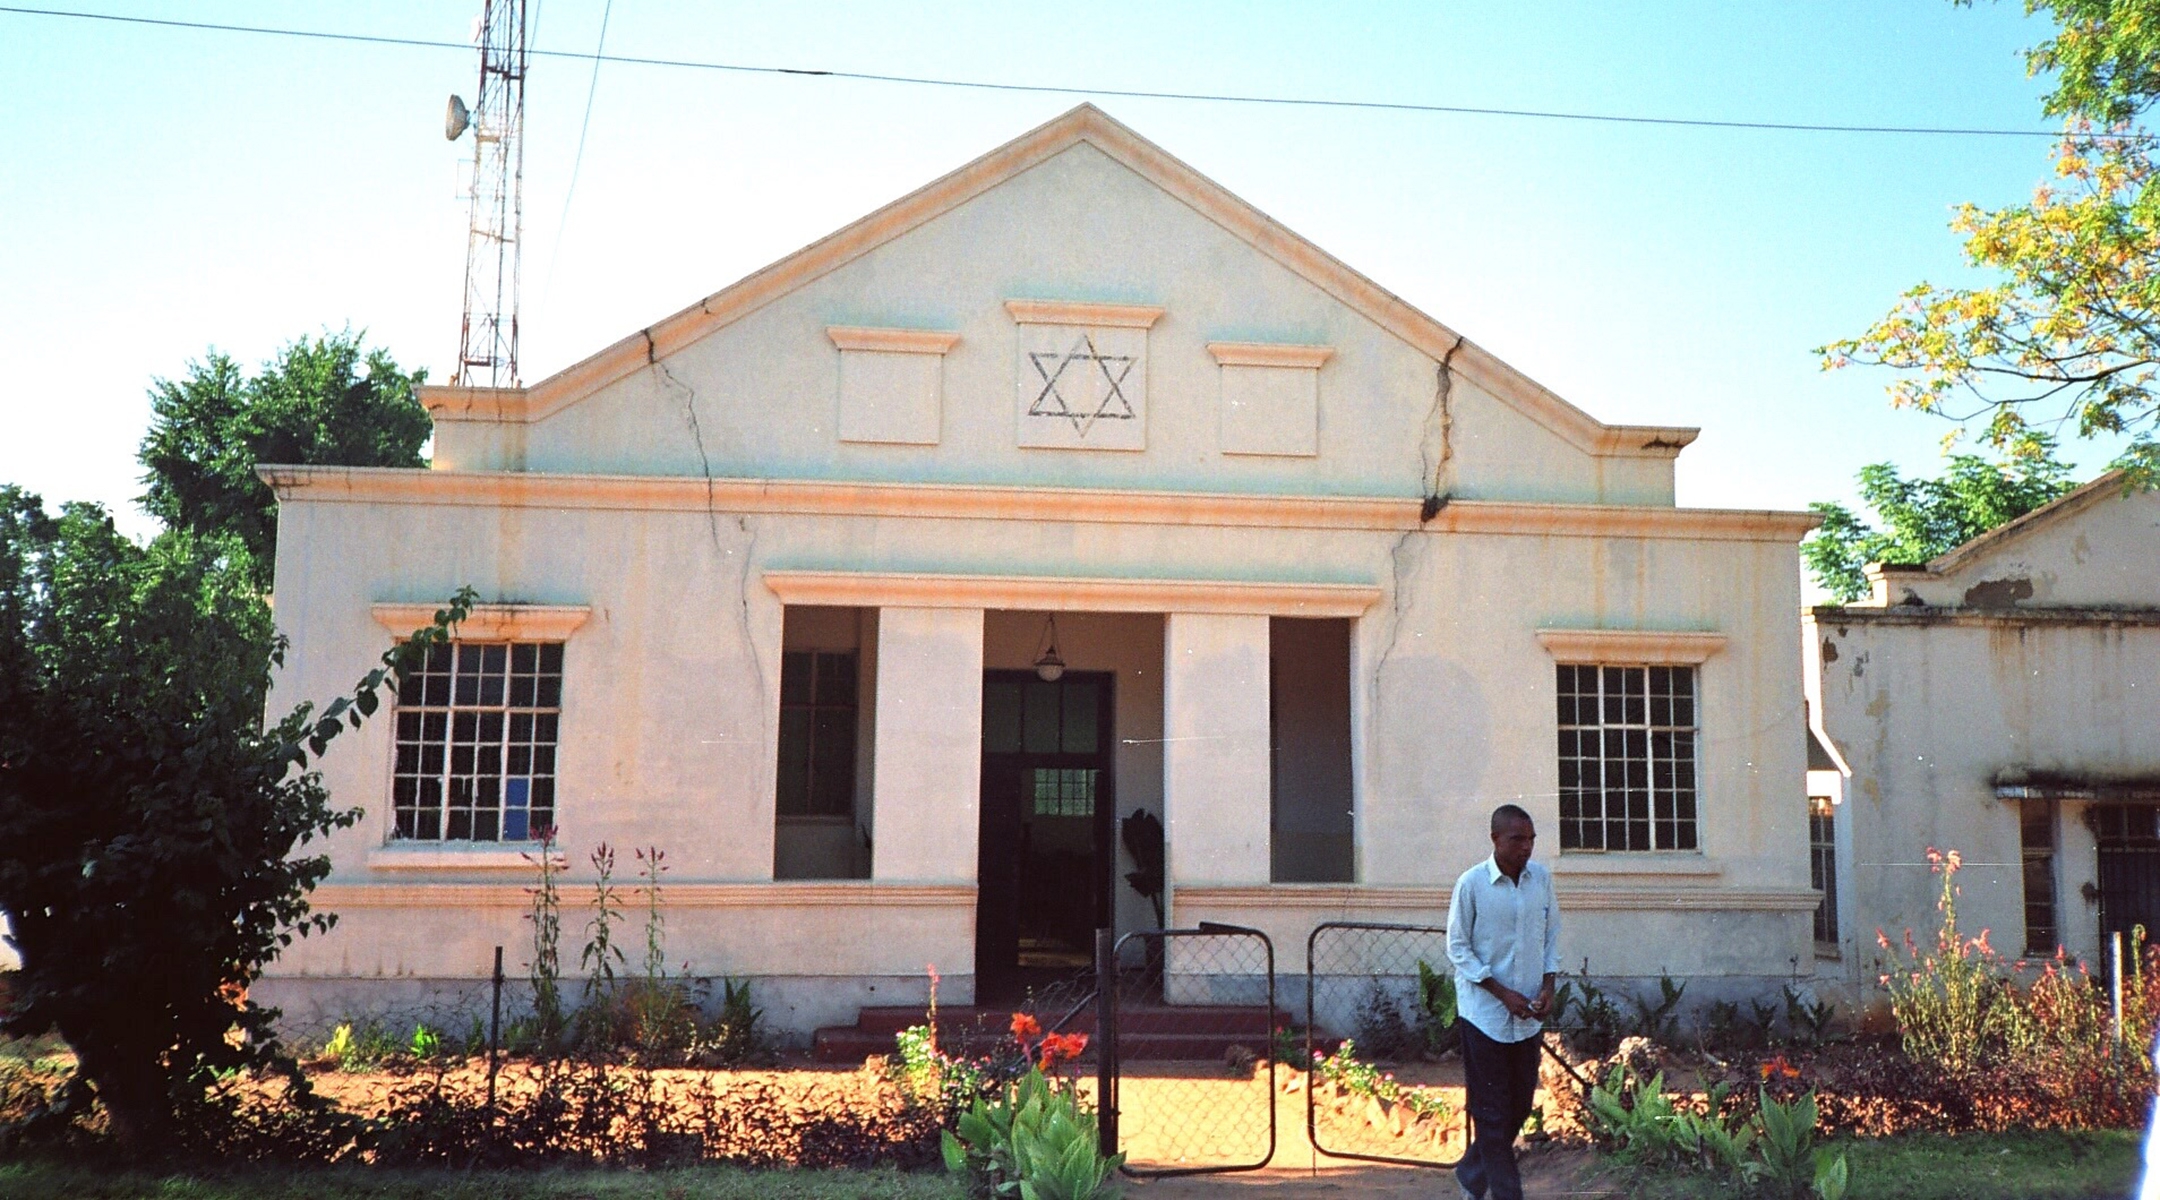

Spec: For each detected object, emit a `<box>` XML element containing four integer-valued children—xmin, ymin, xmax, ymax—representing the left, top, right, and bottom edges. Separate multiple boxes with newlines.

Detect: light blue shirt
<box><xmin>1446</xmin><ymin>855</ymin><xmax>1562</xmax><ymax>1043</ymax></box>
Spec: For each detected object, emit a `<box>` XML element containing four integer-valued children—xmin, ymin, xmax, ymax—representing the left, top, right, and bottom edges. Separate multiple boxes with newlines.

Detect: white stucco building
<box><xmin>1807</xmin><ymin>473</ymin><xmax>2160</xmax><ymax>982</ymax></box>
<box><xmin>260</xmin><ymin>106</ymin><xmax>1822</xmax><ymax>1036</ymax></box>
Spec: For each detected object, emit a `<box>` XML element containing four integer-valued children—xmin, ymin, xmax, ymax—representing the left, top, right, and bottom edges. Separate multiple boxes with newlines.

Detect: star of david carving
<box><xmin>1027</xmin><ymin>334</ymin><xmax>1137</xmax><ymax>438</ymax></box>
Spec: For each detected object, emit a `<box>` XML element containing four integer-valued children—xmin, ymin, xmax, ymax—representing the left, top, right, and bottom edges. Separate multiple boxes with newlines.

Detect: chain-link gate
<box><xmin>1099</xmin><ymin>923</ymin><xmax>1277</xmax><ymax>1177</ymax></box>
<box><xmin>1304</xmin><ymin>920</ymin><xmax>1471</xmax><ymax>1167</ymax></box>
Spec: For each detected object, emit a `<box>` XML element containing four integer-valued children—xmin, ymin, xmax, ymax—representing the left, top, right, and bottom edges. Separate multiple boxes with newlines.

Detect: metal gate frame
<box><xmin>1304</xmin><ymin>919</ymin><xmax>1589</xmax><ymax>1171</ymax></box>
<box><xmin>1097</xmin><ymin>922</ymin><xmax>1278</xmax><ymax>1178</ymax></box>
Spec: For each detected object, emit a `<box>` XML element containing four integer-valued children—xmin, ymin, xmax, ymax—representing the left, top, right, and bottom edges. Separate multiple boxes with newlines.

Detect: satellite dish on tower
<box><xmin>445</xmin><ymin>94</ymin><xmax>471</xmax><ymax>141</ymax></box>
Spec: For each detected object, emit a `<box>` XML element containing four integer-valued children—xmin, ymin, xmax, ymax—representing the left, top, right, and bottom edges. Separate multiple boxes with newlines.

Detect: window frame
<box><xmin>1555</xmin><ymin>662</ymin><xmax>1702</xmax><ymax>853</ymax></box>
<box><xmin>387</xmin><ymin>639</ymin><xmax>565</xmax><ymax>845</ymax></box>
<box><xmin>775</xmin><ymin>648</ymin><xmax>862</xmax><ymax>819</ymax></box>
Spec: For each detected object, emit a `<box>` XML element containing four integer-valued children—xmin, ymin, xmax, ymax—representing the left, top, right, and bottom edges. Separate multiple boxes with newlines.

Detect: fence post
<box><xmin>2111</xmin><ymin>931</ymin><xmax>2124</xmax><ymax>1047</ymax></box>
<box><xmin>488</xmin><ymin>944</ymin><xmax>504</xmax><ymax>1109</ymax></box>
<box><xmin>1096</xmin><ymin>926</ymin><xmax>1117</xmax><ymax>1160</ymax></box>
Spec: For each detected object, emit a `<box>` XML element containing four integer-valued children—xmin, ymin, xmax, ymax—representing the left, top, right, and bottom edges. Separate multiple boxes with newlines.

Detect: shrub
<box><xmin>1415</xmin><ymin>960</ymin><xmax>1459</xmax><ymax>1056</ymax></box>
<box><xmin>941</xmin><ymin>1067</ymin><xmax>1122</xmax><ymax>1200</ymax></box>
<box><xmin>1554</xmin><ymin>978</ymin><xmax>1625</xmax><ymax>1056</ymax></box>
<box><xmin>1874</xmin><ymin>846</ymin><xmax>2157</xmax><ymax>1127</ymax></box>
<box><xmin>1583</xmin><ymin>1064</ymin><xmax>1850</xmax><ymax>1198</ymax></box>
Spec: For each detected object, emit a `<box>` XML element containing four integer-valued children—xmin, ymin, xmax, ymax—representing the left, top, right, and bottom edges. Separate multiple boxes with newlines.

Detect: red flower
<box><xmin>1010</xmin><ymin>1012</ymin><xmax>1042</xmax><ymax>1041</ymax></box>
<box><xmin>1036</xmin><ymin>1031</ymin><xmax>1090</xmax><ymax>1070</ymax></box>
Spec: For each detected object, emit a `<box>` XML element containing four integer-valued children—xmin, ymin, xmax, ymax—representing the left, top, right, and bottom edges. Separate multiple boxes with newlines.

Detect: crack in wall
<box><xmin>1368</xmin><ymin>339</ymin><xmax>1466</xmax><ymax>762</ymax></box>
<box><xmin>1419</xmin><ymin>336</ymin><xmax>1464</xmax><ymax>518</ymax></box>
<box><xmin>648</xmin><ymin>338</ymin><xmax>766</xmax><ymax>697</ymax></box>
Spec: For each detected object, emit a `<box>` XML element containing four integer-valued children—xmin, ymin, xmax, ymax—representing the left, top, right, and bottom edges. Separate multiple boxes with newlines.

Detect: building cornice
<box><xmin>261</xmin><ymin>466</ymin><xmax>1820</xmax><ymax>543</ymax></box>
<box><xmin>826</xmin><ymin>326</ymin><xmax>962</xmax><ymax>354</ymax></box>
<box><xmin>1206</xmin><ymin>342</ymin><xmax>1335</xmax><ymax>369</ymax></box>
<box><xmin>764</xmin><ymin>571</ymin><xmax>1380</xmax><ymax>617</ymax></box>
<box><xmin>1172</xmin><ymin>882</ymin><xmax>1817</xmax><ymax>914</ymax></box>
<box><xmin>371</xmin><ymin>602</ymin><xmax>592</xmax><ymax>642</ymax></box>
<box><xmin>1003</xmin><ymin>299</ymin><xmax>1165</xmax><ymax>328</ymax></box>
<box><xmin>1808</xmin><ymin>604</ymin><xmax>2160</xmax><ymax>629</ymax></box>
<box><xmin>314</xmin><ymin>881</ymin><xmax>977</xmax><ymax>909</ymax></box>
<box><xmin>1535</xmin><ymin>628</ymin><xmax>1729</xmax><ymax>665</ymax></box>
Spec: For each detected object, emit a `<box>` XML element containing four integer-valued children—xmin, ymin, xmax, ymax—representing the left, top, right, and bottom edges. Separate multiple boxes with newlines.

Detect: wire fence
<box><xmin>1303</xmin><ymin>920</ymin><xmax>1469</xmax><ymax>1167</ymax></box>
<box><xmin>1104</xmin><ymin>924</ymin><xmax>1277</xmax><ymax>1177</ymax></box>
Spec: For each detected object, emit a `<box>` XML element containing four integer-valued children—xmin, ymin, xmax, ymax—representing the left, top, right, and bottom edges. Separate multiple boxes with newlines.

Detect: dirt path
<box><xmin>1126</xmin><ymin>1144</ymin><xmax>1619</xmax><ymax>1198</ymax></box>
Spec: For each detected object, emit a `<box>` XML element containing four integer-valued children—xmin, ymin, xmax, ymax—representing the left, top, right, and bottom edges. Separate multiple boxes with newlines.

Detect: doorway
<box><xmin>976</xmin><ymin>669</ymin><xmax>1115</xmax><ymax>1002</ymax></box>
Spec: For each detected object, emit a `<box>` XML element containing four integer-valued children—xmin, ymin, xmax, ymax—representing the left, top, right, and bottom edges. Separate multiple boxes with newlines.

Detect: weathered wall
<box><xmin>1810</xmin><ymin>483</ymin><xmax>2160</xmax><ymax>980</ymax></box>
<box><xmin>1811</xmin><ymin>614</ymin><xmax>2160</xmax><ymax>974</ymax></box>
<box><xmin>268</xmin><ymin>491</ymin><xmax>1815</xmax><ymax>1023</ymax></box>
<box><xmin>263</xmin><ymin>109</ymin><xmax>1811</xmax><ymax>1034</ymax></box>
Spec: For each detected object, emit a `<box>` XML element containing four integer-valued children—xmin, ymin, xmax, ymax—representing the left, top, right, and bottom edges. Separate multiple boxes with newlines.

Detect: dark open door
<box><xmin>977</xmin><ymin>670</ymin><xmax>1115</xmax><ymax>1001</ymax></box>
<box><xmin>2094</xmin><ymin>804</ymin><xmax>2160</xmax><ymax>966</ymax></box>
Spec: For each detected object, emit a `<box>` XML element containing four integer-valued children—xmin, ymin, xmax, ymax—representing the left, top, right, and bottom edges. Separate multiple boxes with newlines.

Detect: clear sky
<box><xmin>0</xmin><ymin>1</ymin><xmax>2131</xmax><ymax>564</ymax></box>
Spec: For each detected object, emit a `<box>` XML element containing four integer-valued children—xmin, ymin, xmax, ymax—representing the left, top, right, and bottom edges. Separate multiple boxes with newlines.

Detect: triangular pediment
<box><xmin>434</xmin><ymin>104</ymin><xmax>1692</xmax><ymax>460</ymax></box>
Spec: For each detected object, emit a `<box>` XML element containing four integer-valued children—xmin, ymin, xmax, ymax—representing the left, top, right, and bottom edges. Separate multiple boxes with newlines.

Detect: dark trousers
<box><xmin>1456</xmin><ymin>1019</ymin><xmax>1541</xmax><ymax>1200</ymax></box>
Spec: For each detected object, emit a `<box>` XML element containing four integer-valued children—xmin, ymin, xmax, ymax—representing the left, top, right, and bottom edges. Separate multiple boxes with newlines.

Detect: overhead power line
<box><xmin>0</xmin><ymin>3</ymin><xmax>2097</xmax><ymax>141</ymax></box>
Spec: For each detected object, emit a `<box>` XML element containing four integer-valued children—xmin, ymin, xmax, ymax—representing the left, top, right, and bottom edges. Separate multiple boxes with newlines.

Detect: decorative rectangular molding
<box><xmin>419</xmin><ymin>384</ymin><xmax>530</xmax><ymax>423</ymax></box>
<box><xmin>265</xmin><ymin>465</ymin><xmax>1824</xmax><ymax>542</ymax></box>
<box><xmin>367</xmin><ymin>844</ymin><xmax>545</xmax><ymax>873</ymax></box>
<box><xmin>1012</xmin><ymin>311</ymin><xmax>1151</xmax><ymax>452</ymax></box>
<box><xmin>1172</xmin><ymin>881</ymin><xmax>1814</xmax><ymax>913</ymax></box>
<box><xmin>372</xmin><ymin>602</ymin><xmax>592</xmax><ymax>642</ymax></box>
<box><xmin>764</xmin><ymin>570</ymin><xmax>1381</xmax><ymax>617</ymax></box>
<box><xmin>829</xmin><ymin>328</ymin><xmax>955</xmax><ymax>446</ymax></box>
<box><xmin>1551</xmin><ymin>854</ymin><xmax>1724</xmax><ymax>880</ymax></box>
<box><xmin>1552</xmin><ymin>885</ymin><xmax>1821</xmax><ymax>913</ymax></box>
<box><xmin>826</xmin><ymin>326</ymin><xmax>961</xmax><ymax>354</ymax></box>
<box><xmin>1535</xmin><ymin>628</ymin><xmax>1727</xmax><ymax>665</ymax></box>
<box><xmin>1215</xmin><ymin>347</ymin><xmax>1325</xmax><ymax>458</ymax></box>
<box><xmin>315</xmin><ymin>881</ymin><xmax>977</xmax><ymax>908</ymax></box>
<box><xmin>1207</xmin><ymin>342</ymin><xmax>1334</xmax><ymax>369</ymax></box>
<box><xmin>1004</xmin><ymin>299</ymin><xmax>1165</xmax><ymax>328</ymax></box>
<box><xmin>1172</xmin><ymin>884</ymin><xmax>1443</xmax><ymax>911</ymax></box>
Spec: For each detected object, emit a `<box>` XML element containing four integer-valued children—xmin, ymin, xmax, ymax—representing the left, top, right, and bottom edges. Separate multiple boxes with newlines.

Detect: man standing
<box><xmin>1446</xmin><ymin>804</ymin><xmax>1560</xmax><ymax>1200</ymax></box>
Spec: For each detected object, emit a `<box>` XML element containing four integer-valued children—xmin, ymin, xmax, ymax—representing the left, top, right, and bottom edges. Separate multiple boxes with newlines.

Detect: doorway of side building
<box><xmin>976</xmin><ymin>669</ymin><xmax>1115</xmax><ymax>1003</ymax></box>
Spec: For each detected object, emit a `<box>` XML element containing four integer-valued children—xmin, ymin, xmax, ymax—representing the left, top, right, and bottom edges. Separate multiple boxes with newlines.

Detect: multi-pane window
<box><xmin>2020</xmin><ymin>800</ymin><xmax>2059</xmax><ymax>955</ymax></box>
<box><xmin>1031</xmin><ymin>767</ymin><xmax>1098</xmax><ymax>818</ymax></box>
<box><xmin>1557</xmin><ymin>664</ymin><xmax>1698</xmax><ymax>851</ymax></box>
<box><xmin>1809</xmin><ymin>795</ymin><xmax>1839</xmax><ymax>946</ymax></box>
<box><xmin>777</xmin><ymin>650</ymin><xmax>859</xmax><ymax>817</ymax></box>
<box><xmin>393</xmin><ymin>642</ymin><xmax>562</xmax><ymax>842</ymax></box>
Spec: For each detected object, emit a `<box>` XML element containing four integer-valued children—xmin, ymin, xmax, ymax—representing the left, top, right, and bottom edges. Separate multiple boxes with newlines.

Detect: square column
<box><xmin>1163</xmin><ymin>612</ymin><xmax>1272</xmax><ymax>892</ymax></box>
<box><xmin>871</xmin><ymin>607</ymin><xmax>984</xmax><ymax>882</ymax></box>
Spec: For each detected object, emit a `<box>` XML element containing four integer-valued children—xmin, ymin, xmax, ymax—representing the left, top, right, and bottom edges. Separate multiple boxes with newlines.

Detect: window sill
<box><xmin>368</xmin><ymin>843</ymin><xmax>549</xmax><ymax>872</ymax></box>
<box><xmin>1551</xmin><ymin>854</ymin><xmax>1722</xmax><ymax>880</ymax></box>
<box><xmin>1814</xmin><ymin>943</ymin><xmax>1842</xmax><ymax>961</ymax></box>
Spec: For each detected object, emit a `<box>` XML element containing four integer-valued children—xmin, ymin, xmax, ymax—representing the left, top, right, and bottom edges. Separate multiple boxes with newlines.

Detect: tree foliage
<box><xmin>138</xmin><ymin>331</ymin><xmax>430</xmax><ymax>583</ymax></box>
<box><xmin>1822</xmin><ymin>1</ymin><xmax>2160</xmax><ymax>483</ymax></box>
<box><xmin>0</xmin><ymin>484</ymin><xmax>470</xmax><ymax>1152</ymax></box>
<box><xmin>1802</xmin><ymin>443</ymin><xmax>2078</xmax><ymax>601</ymax></box>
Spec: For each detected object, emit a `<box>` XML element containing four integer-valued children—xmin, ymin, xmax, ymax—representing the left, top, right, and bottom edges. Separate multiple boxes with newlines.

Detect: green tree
<box><xmin>1821</xmin><ymin>0</ymin><xmax>2160</xmax><ymax>482</ymax></box>
<box><xmin>138</xmin><ymin>331</ymin><xmax>430</xmax><ymax>583</ymax></box>
<box><xmin>1802</xmin><ymin>444</ymin><xmax>2078</xmax><ymax>601</ymax></box>
<box><xmin>0</xmin><ymin>485</ymin><xmax>469</xmax><ymax>1153</ymax></box>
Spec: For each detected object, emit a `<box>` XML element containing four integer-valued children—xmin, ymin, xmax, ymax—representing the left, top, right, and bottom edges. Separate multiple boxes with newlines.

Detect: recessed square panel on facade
<box><xmin>1219</xmin><ymin>364</ymin><xmax>1319</xmax><ymax>457</ymax></box>
<box><xmin>1015</xmin><ymin>324</ymin><xmax>1149</xmax><ymax>451</ymax></box>
<box><xmin>839</xmin><ymin>350</ymin><xmax>943</xmax><ymax>445</ymax></box>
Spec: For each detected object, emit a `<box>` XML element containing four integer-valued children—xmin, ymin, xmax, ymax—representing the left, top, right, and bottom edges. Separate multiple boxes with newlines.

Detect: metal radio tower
<box><xmin>448</xmin><ymin>0</ymin><xmax>529</xmax><ymax>387</ymax></box>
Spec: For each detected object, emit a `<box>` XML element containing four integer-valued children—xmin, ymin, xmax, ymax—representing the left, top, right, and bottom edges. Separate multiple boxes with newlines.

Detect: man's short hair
<box><xmin>1490</xmin><ymin>804</ymin><xmax>1533</xmax><ymax>835</ymax></box>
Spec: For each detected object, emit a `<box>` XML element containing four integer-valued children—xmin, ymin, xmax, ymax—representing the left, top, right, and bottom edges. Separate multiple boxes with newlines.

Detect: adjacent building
<box><xmin>1807</xmin><ymin>473</ymin><xmax>2160</xmax><ymax>980</ymax></box>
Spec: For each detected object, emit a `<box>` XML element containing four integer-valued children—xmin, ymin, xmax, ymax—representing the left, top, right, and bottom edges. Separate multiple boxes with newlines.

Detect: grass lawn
<box><xmin>1594</xmin><ymin>1129</ymin><xmax>2144</xmax><ymax>1200</ymax></box>
<box><xmin>0</xmin><ymin>1163</ymin><xmax>966</xmax><ymax>1200</ymax></box>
